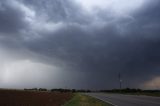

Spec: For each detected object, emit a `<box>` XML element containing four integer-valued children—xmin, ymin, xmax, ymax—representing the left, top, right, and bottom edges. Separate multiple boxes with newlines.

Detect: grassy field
<box><xmin>64</xmin><ymin>93</ymin><xmax>112</xmax><ymax>106</ymax></box>
<box><xmin>0</xmin><ymin>89</ymin><xmax>72</xmax><ymax>106</ymax></box>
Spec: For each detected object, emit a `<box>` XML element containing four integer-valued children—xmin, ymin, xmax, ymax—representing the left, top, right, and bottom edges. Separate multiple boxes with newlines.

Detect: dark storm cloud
<box><xmin>20</xmin><ymin>0</ymin><xmax>90</xmax><ymax>24</ymax></box>
<box><xmin>128</xmin><ymin>0</ymin><xmax>160</xmax><ymax>39</ymax></box>
<box><xmin>22</xmin><ymin>0</ymin><xmax>160</xmax><ymax>89</ymax></box>
<box><xmin>0</xmin><ymin>0</ymin><xmax>160</xmax><ymax>89</ymax></box>
<box><xmin>0</xmin><ymin>0</ymin><xmax>28</xmax><ymax>35</ymax></box>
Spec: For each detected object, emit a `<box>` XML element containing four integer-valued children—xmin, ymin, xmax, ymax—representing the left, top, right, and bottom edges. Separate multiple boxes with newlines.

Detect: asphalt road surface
<box><xmin>86</xmin><ymin>93</ymin><xmax>160</xmax><ymax>106</ymax></box>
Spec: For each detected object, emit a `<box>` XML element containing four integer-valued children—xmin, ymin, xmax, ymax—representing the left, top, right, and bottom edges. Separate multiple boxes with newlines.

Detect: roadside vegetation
<box><xmin>23</xmin><ymin>88</ymin><xmax>160</xmax><ymax>97</ymax></box>
<box><xmin>100</xmin><ymin>88</ymin><xmax>160</xmax><ymax>97</ymax></box>
<box><xmin>64</xmin><ymin>93</ymin><xmax>112</xmax><ymax>106</ymax></box>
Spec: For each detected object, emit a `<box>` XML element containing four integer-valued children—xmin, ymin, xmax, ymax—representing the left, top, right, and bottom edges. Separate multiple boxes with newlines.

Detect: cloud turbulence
<box><xmin>0</xmin><ymin>0</ymin><xmax>160</xmax><ymax>90</ymax></box>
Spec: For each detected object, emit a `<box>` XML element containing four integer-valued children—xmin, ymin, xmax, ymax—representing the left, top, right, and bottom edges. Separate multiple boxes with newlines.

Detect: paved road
<box><xmin>86</xmin><ymin>93</ymin><xmax>160</xmax><ymax>106</ymax></box>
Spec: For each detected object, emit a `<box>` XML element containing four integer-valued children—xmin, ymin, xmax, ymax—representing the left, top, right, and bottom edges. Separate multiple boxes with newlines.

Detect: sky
<box><xmin>0</xmin><ymin>0</ymin><xmax>160</xmax><ymax>90</ymax></box>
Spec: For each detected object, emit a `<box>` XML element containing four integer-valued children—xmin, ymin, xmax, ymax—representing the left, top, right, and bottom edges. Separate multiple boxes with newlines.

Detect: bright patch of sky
<box><xmin>75</xmin><ymin>0</ymin><xmax>146</xmax><ymax>14</ymax></box>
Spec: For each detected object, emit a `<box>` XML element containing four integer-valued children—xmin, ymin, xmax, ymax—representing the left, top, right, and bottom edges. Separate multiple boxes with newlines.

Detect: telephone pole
<box><xmin>118</xmin><ymin>73</ymin><xmax>122</xmax><ymax>89</ymax></box>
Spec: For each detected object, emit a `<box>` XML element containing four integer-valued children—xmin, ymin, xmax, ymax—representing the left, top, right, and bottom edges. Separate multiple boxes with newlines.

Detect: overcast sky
<box><xmin>0</xmin><ymin>0</ymin><xmax>160</xmax><ymax>90</ymax></box>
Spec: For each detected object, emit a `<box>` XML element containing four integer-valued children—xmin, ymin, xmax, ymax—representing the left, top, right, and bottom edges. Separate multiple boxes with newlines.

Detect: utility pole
<box><xmin>118</xmin><ymin>73</ymin><xmax>122</xmax><ymax>89</ymax></box>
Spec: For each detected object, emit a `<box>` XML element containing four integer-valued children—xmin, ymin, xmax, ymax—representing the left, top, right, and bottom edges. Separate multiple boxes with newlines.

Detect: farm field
<box><xmin>0</xmin><ymin>89</ymin><xmax>72</xmax><ymax>106</ymax></box>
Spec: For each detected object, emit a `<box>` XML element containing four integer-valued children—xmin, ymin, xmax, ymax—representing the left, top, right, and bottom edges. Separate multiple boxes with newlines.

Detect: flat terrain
<box><xmin>0</xmin><ymin>89</ymin><xmax>72</xmax><ymax>106</ymax></box>
<box><xmin>86</xmin><ymin>93</ymin><xmax>160</xmax><ymax>106</ymax></box>
<box><xmin>64</xmin><ymin>93</ymin><xmax>112</xmax><ymax>106</ymax></box>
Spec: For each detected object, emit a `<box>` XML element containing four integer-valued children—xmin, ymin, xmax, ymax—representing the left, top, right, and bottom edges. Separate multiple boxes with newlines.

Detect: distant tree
<box><xmin>39</xmin><ymin>88</ymin><xmax>47</xmax><ymax>91</ymax></box>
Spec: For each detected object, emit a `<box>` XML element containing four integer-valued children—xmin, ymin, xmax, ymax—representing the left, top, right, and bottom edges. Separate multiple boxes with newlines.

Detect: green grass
<box><xmin>64</xmin><ymin>93</ymin><xmax>112</xmax><ymax>106</ymax></box>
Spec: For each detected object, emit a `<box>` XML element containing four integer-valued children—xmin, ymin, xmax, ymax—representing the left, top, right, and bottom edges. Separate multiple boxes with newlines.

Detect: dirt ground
<box><xmin>0</xmin><ymin>89</ymin><xmax>72</xmax><ymax>106</ymax></box>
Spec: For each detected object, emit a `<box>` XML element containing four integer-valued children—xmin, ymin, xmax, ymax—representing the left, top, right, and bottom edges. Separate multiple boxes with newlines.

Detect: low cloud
<box><xmin>0</xmin><ymin>0</ymin><xmax>160</xmax><ymax>89</ymax></box>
